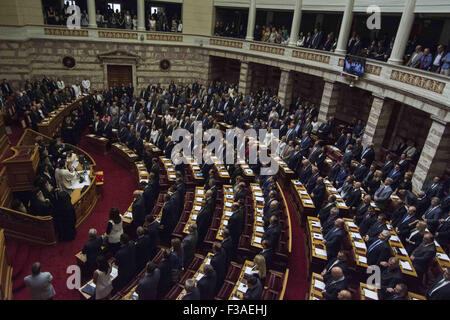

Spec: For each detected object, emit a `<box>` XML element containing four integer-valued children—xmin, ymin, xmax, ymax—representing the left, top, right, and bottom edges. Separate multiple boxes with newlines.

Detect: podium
<box><xmin>1</xmin><ymin>145</ymin><xmax>39</xmax><ymax>192</ymax></box>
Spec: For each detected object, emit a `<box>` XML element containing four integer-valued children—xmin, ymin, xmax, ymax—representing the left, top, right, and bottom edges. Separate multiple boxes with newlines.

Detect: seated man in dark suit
<box><xmin>384</xmin><ymin>283</ymin><xmax>409</xmax><ymax>300</ymax></box>
<box><xmin>366</xmin><ymin>230</ymin><xmax>392</xmax><ymax>266</ymax></box>
<box><xmin>378</xmin><ymin>257</ymin><xmax>403</xmax><ymax>299</ymax></box>
<box><xmin>81</xmin><ymin>228</ymin><xmax>103</xmax><ymax>276</ymax></box>
<box><xmin>243</xmin><ymin>275</ymin><xmax>263</xmax><ymax>300</ymax></box>
<box><xmin>135</xmin><ymin>261</ymin><xmax>160</xmax><ymax>300</ymax></box>
<box><xmin>197</xmin><ymin>264</ymin><xmax>217</xmax><ymax>300</ymax></box>
<box><xmin>182</xmin><ymin>278</ymin><xmax>200</xmax><ymax>300</ymax></box>
<box><xmin>427</xmin><ymin>266</ymin><xmax>450</xmax><ymax>300</ymax></box>
<box><xmin>112</xmin><ymin>234</ymin><xmax>136</xmax><ymax>293</ymax></box>
<box><xmin>359</xmin><ymin>205</ymin><xmax>378</xmax><ymax>236</ymax></box>
<box><xmin>320</xmin><ymin>250</ymin><xmax>348</xmax><ymax>284</ymax></box>
<box><xmin>134</xmin><ymin>226</ymin><xmax>151</xmax><ymax>272</ymax></box>
<box><xmin>323</xmin><ymin>266</ymin><xmax>347</xmax><ymax>300</ymax></box>
<box><xmin>323</xmin><ymin>218</ymin><xmax>346</xmax><ymax>261</ymax></box>
<box><xmin>411</xmin><ymin>232</ymin><xmax>436</xmax><ymax>278</ymax></box>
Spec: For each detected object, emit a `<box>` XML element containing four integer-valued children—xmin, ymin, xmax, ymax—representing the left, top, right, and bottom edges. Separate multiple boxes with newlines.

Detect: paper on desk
<box><xmin>255</xmin><ymin>197</ymin><xmax>265</xmax><ymax>202</ymax></box>
<box><xmin>140</xmin><ymin>179</ymin><xmax>148</xmax><ymax>184</ymax></box>
<box><xmin>314</xmin><ymin>279</ymin><xmax>325</xmax><ymax>290</ymax></box>
<box><xmin>226</xmin><ymin>195</ymin><xmax>233</xmax><ymax>199</ymax></box>
<box><xmin>196</xmin><ymin>197</ymin><xmax>203</xmax><ymax>203</ymax></box>
<box><xmin>328</xmin><ymin>187</ymin><xmax>337</xmax><ymax>192</ymax></box>
<box><xmin>314</xmin><ymin>248</ymin><xmax>327</xmax><ymax>257</ymax></box>
<box><xmin>197</xmin><ymin>189</ymin><xmax>205</xmax><ymax>195</ymax></box>
<box><xmin>390</xmin><ymin>235</ymin><xmax>400</xmax><ymax>242</ymax></box>
<box><xmin>225</xmin><ymin>211</ymin><xmax>233</xmax><ymax>217</ymax></box>
<box><xmin>310</xmin><ymin>221</ymin><xmax>321</xmax><ymax>228</ymax></box>
<box><xmin>351</xmin><ymin>232</ymin><xmax>362</xmax><ymax>240</ymax></box>
<box><xmin>256</xmin><ymin>216</ymin><xmax>263</xmax><ymax>223</ymax></box>
<box><xmin>358</xmin><ymin>255</ymin><xmax>367</xmax><ymax>264</ymax></box>
<box><xmin>110</xmin><ymin>267</ymin><xmax>118</xmax><ymax>279</ymax></box>
<box><xmin>124</xmin><ymin>212</ymin><xmax>133</xmax><ymax>219</ymax></box>
<box><xmin>293</xmin><ymin>180</ymin><xmax>301</xmax><ymax>185</ymax></box>
<box><xmin>299</xmin><ymin>190</ymin><xmax>308</xmax><ymax>195</ymax></box>
<box><xmin>304</xmin><ymin>199</ymin><xmax>313</xmax><ymax>205</ymax></box>
<box><xmin>167</xmin><ymin>168</ymin><xmax>175</xmax><ymax>172</ymax></box>
<box><xmin>256</xmin><ymin>208</ymin><xmax>263</xmax><ymax>213</ymax></box>
<box><xmin>254</xmin><ymin>237</ymin><xmax>262</xmax><ymax>244</ymax></box>
<box><xmin>313</xmin><ymin>233</ymin><xmax>323</xmax><ymax>241</ymax></box>
<box><xmin>168</xmin><ymin>174</ymin><xmax>176</xmax><ymax>179</ymax></box>
<box><xmin>225</xmin><ymin>202</ymin><xmax>232</xmax><ymax>208</ymax></box>
<box><xmin>237</xmin><ymin>283</ymin><xmax>248</xmax><ymax>293</ymax></box>
<box><xmin>354</xmin><ymin>241</ymin><xmax>367</xmax><ymax>250</ymax></box>
<box><xmin>437</xmin><ymin>252</ymin><xmax>450</xmax><ymax>261</ymax></box>
<box><xmin>245</xmin><ymin>169</ymin><xmax>254</xmax><ymax>175</ymax></box>
<box><xmin>256</xmin><ymin>226</ymin><xmax>264</xmax><ymax>233</ymax></box>
<box><xmin>191</xmin><ymin>214</ymin><xmax>197</xmax><ymax>221</ymax></box>
<box><xmin>137</xmin><ymin>163</ymin><xmax>144</xmax><ymax>167</ymax></box>
<box><xmin>223</xmin><ymin>220</ymin><xmax>228</xmax><ymax>226</ymax></box>
<box><xmin>399</xmin><ymin>260</ymin><xmax>412</xmax><ymax>271</ymax></box>
<box><xmin>398</xmin><ymin>247</ymin><xmax>408</xmax><ymax>256</ymax></box>
<box><xmin>347</xmin><ymin>221</ymin><xmax>357</xmax><ymax>228</ymax></box>
<box><xmin>364</xmin><ymin>288</ymin><xmax>378</xmax><ymax>300</ymax></box>
<box><xmin>254</xmin><ymin>192</ymin><xmax>264</xmax><ymax>197</ymax></box>
<box><xmin>205</xmin><ymin>258</ymin><xmax>211</xmax><ymax>265</ymax></box>
<box><xmin>194</xmin><ymin>205</ymin><xmax>202</xmax><ymax>211</ymax></box>
<box><xmin>196</xmin><ymin>273</ymin><xmax>204</xmax><ymax>281</ymax></box>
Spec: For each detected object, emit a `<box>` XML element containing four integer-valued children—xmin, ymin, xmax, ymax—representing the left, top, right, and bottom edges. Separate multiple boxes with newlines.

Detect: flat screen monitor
<box><xmin>344</xmin><ymin>55</ymin><xmax>366</xmax><ymax>77</ymax></box>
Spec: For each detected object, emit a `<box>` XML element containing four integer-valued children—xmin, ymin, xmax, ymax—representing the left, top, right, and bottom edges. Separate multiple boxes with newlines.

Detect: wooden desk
<box><xmin>360</xmin><ymin>283</ymin><xmax>379</xmax><ymax>300</ymax></box>
<box><xmin>343</xmin><ymin>218</ymin><xmax>369</xmax><ymax>269</ymax></box>
<box><xmin>273</xmin><ymin>156</ymin><xmax>295</xmax><ymax>183</ymax></box>
<box><xmin>159</xmin><ymin>156</ymin><xmax>177</xmax><ymax>182</ymax></box>
<box><xmin>250</xmin><ymin>183</ymin><xmax>265</xmax><ymax>249</ymax></box>
<box><xmin>290</xmin><ymin>179</ymin><xmax>315</xmax><ymax>226</ymax></box>
<box><xmin>135</xmin><ymin>161</ymin><xmax>150</xmax><ymax>187</ymax></box>
<box><xmin>434</xmin><ymin>241</ymin><xmax>450</xmax><ymax>271</ymax></box>
<box><xmin>228</xmin><ymin>260</ymin><xmax>255</xmax><ymax>300</ymax></box>
<box><xmin>111</xmin><ymin>142</ymin><xmax>138</xmax><ymax>171</ymax></box>
<box><xmin>143</xmin><ymin>141</ymin><xmax>162</xmax><ymax>157</ymax></box>
<box><xmin>308</xmin><ymin>273</ymin><xmax>325</xmax><ymax>300</ymax></box>
<box><xmin>84</xmin><ymin>134</ymin><xmax>109</xmax><ymax>155</ymax></box>
<box><xmin>385</xmin><ymin>223</ymin><xmax>418</xmax><ymax>278</ymax></box>
<box><xmin>216</xmin><ymin>185</ymin><xmax>234</xmax><ymax>241</ymax></box>
<box><xmin>306</xmin><ymin>217</ymin><xmax>328</xmax><ymax>262</ymax></box>
<box><xmin>184</xmin><ymin>155</ymin><xmax>205</xmax><ymax>183</ymax></box>
<box><xmin>183</xmin><ymin>187</ymin><xmax>206</xmax><ymax>234</ymax></box>
<box><xmin>38</xmin><ymin>95</ymin><xmax>89</xmax><ymax>137</ymax></box>
<box><xmin>326</xmin><ymin>145</ymin><xmax>343</xmax><ymax>163</ymax></box>
<box><xmin>324</xmin><ymin>179</ymin><xmax>349</xmax><ymax>213</ymax></box>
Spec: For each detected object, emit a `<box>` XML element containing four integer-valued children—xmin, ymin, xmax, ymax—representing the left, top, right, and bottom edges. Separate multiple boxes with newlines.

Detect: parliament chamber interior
<box><xmin>0</xmin><ymin>0</ymin><xmax>449</xmax><ymax>303</ymax></box>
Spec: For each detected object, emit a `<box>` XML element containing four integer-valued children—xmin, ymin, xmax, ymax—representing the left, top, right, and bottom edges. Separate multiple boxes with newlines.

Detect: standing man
<box><xmin>24</xmin><ymin>262</ymin><xmax>56</xmax><ymax>300</ymax></box>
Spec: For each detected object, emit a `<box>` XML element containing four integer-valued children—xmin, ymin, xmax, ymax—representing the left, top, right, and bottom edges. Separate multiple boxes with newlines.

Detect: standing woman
<box><xmin>54</xmin><ymin>190</ymin><xmax>77</xmax><ymax>242</ymax></box>
<box><xmin>252</xmin><ymin>254</ymin><xmax>267</xmax><ymax>285</ymax></box>
<box><xmin>170</xmin><ymin>238</ymin><xmax>183</xmax><ymax>283</ymax></box>
<box><xmin>105</xmin><ymin>207</ymin><xmax>123</xmax><ymax>255</ymax></box>
<box><xmin>93</xmin><ymin>256</ymin><xmax>113</xmax><ymax>300</ymax></box>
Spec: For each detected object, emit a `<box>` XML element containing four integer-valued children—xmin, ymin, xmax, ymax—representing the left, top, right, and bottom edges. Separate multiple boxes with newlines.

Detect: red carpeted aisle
<box><xmin>281</xmin><ymin>189</ymin><xmax>309</xmax><ymax>300</ymax></box>
<box><xmin>7</xmin><ymin>135</ymin><xmax>137</xmax><ymax>300</ymax></box>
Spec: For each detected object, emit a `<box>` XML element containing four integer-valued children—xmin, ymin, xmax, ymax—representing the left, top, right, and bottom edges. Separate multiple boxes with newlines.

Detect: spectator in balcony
<box><xmin>96</xmin><ymin>10</ymin><xmax>106</xmax><ymax>28</ymax></box>
<box><xmin>268</xmin><ymin>27</ymin><xmax>277</xmax><ymax>43</ymax></box>
<box><xmin>125</xmin><ymin>10</ymin><xmax>132</xmax><ymax>30</ymax></box>
<box><xmin>441</xmin><ymin>50</ymin><xmax>450</xmax><ymax>76</ymax></box>
<box><xmin>331</xmin><ymin>37</ymin><xmax>338</xmax><ymax>52</ymax></box>
<box><xmin>383</xmin><ymin>40</ymin><xmax>394</xmax><ymax>62</ymax></box>
<box><xmin>110</xmin><ymin>10</ymin><xmax>118</xmax><ymax>28</ymax></box>
<box><xmin>149</xmin><ymin>15</ymin><xmax>156</xmax><ymax>31</ymax></box>
<box><xmin>431</xmin><ymin>44</ymin><xmax>445</xmax><ymax>73</ymax></box>
<box><xmin>296</xmin><ymin>32</ymin><xmax>306</xmax><ymax>47</ymax></box>
<box><xmin>132</xmin><ymin>15</ymin><xmax>138</xmax><ymax>30</ymax></box>
<box><xmin>304</xmin><ymin>31</ymin><xmax>312</xmax><ymax>47</ymax></box>
<box><xmin>347</xmin><ymin>31</ymin><xmax>358</xmax><ymax>53</ymax></box>
<box><xmin>46</xmin><ymin>6</ymin><xmax>57</xmax><ymax>25</ymax></box>
<box><xmin>81</xmin><ymin>10</ymin><xmax>89</xmax><ymax>27</ymax></box>
<box><xmin>322</xmin><ymin>33</ymin><xmax>334</xmax><ymax>51</ymax></box>
<box><xmin>310</xmin><ymin>28</ymin><xmax>322</xmax><ymax>49</ymax></box>
<box><xmin>254</xmin><ymin>25</ymin><xmax>262</xmax><ymax>41</ymax></box>
<box><xmin>417</xmin><ymin>48</ymin><xmax>433</xmax><ymax>71</ymax></box>
<box><xmin>406</xmin><ymin>45</ymin><xmax>424</xmax><ymax>68</ymax></box>
<box><xmin>261</xmin><ymin>26</ymin><xmax>270</xmax><ymax>42</ymax></box>
<box><xmin>177</xmin><ymin>20</ymin><xmax>183</xmax><ymax>33</ymax></box>
<box><xmin>118</xmin><ymin>12</ymin><xmax>125</xmax><ymax>29</ymax></box>
<box><xmin>364</xmin><ymin>40</ymin><xmax>378</xmax><ymax>59</ymax></box>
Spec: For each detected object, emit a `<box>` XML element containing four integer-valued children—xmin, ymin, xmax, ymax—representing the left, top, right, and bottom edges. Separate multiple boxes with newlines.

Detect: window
<box><xmin>151</xmin><ymin>7</ymin><xmax>160</xmax><ymax>15</ymax></box>
<box><xmin>108</xmin><ymin>3</ymin><xmax>121</xmax><ymax>13</ymax></box>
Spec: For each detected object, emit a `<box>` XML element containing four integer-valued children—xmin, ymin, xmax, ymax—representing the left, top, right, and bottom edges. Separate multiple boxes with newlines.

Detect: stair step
<box><xmin>12</xmin><ymin>243</ymin><xmax>30</xmax><ymax>280</ymax></box>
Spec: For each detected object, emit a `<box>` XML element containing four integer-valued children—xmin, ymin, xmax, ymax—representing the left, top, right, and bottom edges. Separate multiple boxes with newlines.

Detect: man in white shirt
<box><xmin>24</xmin><ymin>262</ymin><xmax>55</xmax><ymax>300</ymax></box>
<box><xmin>55</xmin><ymin>160</ymin><xmax>77</xmax><ymax>194</ymax></box>
<box><xmin>57</xmin><ymin>78</ymin><xmax>65</xmax><ymax>90</ymax></box>
<box><xmin>431</xmin><ymin>44</ymin><xmax>445</xmax><ymax>73</ymax></box>
<box><xmin>72</xmin><ymin>83</ymin><xmax>81</xmax><ymax>98</ymax></box>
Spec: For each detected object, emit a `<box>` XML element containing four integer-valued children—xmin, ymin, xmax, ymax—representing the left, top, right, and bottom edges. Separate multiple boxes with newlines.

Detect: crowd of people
<box><xmin>5</xmin><ymin>75</ymin><xmax>447</xmax><ymax>300</ymax></box>
<box><xmin>43</xmin><ymin>3</ymin><xmax>182</xmax><ymax>32</ymax></box>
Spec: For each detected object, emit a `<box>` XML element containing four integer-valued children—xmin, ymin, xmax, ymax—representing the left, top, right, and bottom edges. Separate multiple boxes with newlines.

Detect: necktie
<box><xmin>376</xmin><ymin>186</ymin><xmax>385</xmax><ymax>197</ymax></box>
<box><xmin>368</xmin><ymin>239</ymin><xmax>382</xmax><ymax>252</ymax></box>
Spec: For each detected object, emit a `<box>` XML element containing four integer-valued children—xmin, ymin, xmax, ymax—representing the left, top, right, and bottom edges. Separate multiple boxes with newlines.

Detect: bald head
<box><xmin>338</xmin><ymin>290</ymin><xmax>352</xmax><ymax>300</ymax></box>
<box><xmin>331</xmin><ymin>266</ymin><xmax>343</xmax><ymax>280</ymax></box>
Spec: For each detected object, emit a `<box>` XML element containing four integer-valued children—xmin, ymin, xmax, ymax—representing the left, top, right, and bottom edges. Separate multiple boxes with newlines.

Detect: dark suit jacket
<box><xmin>324</xmin><ymin>227</ymin><xmax>346</xmax><ymax>260</ymax></box>
<box><xmin>82</xmin><ymin>236</ymin><xmax>103</xmax><ymax>271</ymax></box>
<box><xmin>228</xmin><ymin>210</ymin><xmax>244</xmax><ymax>246</ymax></box>
<box><xmin>345</xmin><ymin>188</ymin><xmax>361</xmax><ymax>208</ymax></box>
<box><xmin>411</xmin><ymin>243</ymin><xmax>436</xmax><ymax>275</ymax></box>
<box><xmin>197</xmin><ymin>270</ymin><xmax>217</xmax><ymax>300</ymax></box>
<box><xmin>366</xmin><ymin>239</ymin><xmax>391</xmax><ymax>266</ymax></box>
<box><xmin>181</xmin><ymin>231</ymin><xmax>197</xmax><ymax>268</ymax></box>
<box><xmin>132</xmin><ymin>194</ymin><xmax>146</xmax><ymax>228</ymax></box>
<box><xmin>211</xmin><ymin>249</ymin><xmax>227</xmax><ymax>292</ymax></box>
<box><xmin>323</xmin><ymin>278</ymin><xmax>347</xmax><ymax>300</ymax></box>
<box><xmin>114</xmin><ymin>242</ymin><xmax>137</xmax><ymax>288</ymax></box>
<box><xmin>182</xmin><ymin>287</ymin><xmax>201</xmax><ymax>300</ymax></box>
<box><xmin>318</xmin><ymin>203</ymin><xmax>336</xmax><ymax>225</ymax></box>
<box><xmin>244</xmin><ymin>278</ymin><xmax>263</xmax><ymax>300</ymax></box>
<box><xmin>135</xmin><ymin>234</ymin><xmax>152</xmax><ymax>271</ymax></box>
<box><xmin>380</xmin><ymin>267</ymin><xmax>403</xmax><ymax>295</ymax></box>
<box><xmin>323</xmin><ymin>259</ymin><xmax>348</xmax><ymax>284</ymax></box>
<box><xmin>427</xmin><ymin>273</ymin><xmax>450</xmax><ymax>300</ymax></box>
<box><xmin>359</xmin><ymin>213</ymin><xmax>378</xmax><ymax>236</ymax></box>
<box><xmin>136</xmin><ymin>269</ymin><xmax>160</xmax><ymax>300</ymax></box>
<box><xmin>262</xmin><ymin>223</ymin><xmax>281</xmax><ymax>249</ymax></box>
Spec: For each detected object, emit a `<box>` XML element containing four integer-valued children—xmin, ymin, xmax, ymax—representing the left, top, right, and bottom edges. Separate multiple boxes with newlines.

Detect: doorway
<box><xmin>107</xmin><ymin>65</ymin><xmax>133</xmax><ymax>88</ymax></box>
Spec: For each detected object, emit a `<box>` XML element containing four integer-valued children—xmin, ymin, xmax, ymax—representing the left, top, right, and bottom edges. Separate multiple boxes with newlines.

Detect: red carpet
<box><xmin>7</xmin><ymin>135</ymin><xmax>137</xmax><ymax>300</ymax></box>
<box><xmin>281</xmin><ymin>189</ymin><xmax>309</xmax><ymax>300</ymax></box>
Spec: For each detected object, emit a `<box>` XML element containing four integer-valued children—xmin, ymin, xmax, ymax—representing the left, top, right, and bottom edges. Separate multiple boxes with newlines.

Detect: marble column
<box><xmin>246</xmin><ymin>0</ymin><xmax>256</xmax><ymax>41</ymax></box>
<box><xmin>335</xmin><ymin>0</ymin><xmax>355</xmax><ymax>55</ymax></box>
<box><xmin>388</xmin><ymin>0</ymin><xmax>416</xmax><ymax>65</ymax></box>
<box><xmin>288</xmin><ymin>0</ymin><xmax>303</xmax><ymax>47</ymax></box>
